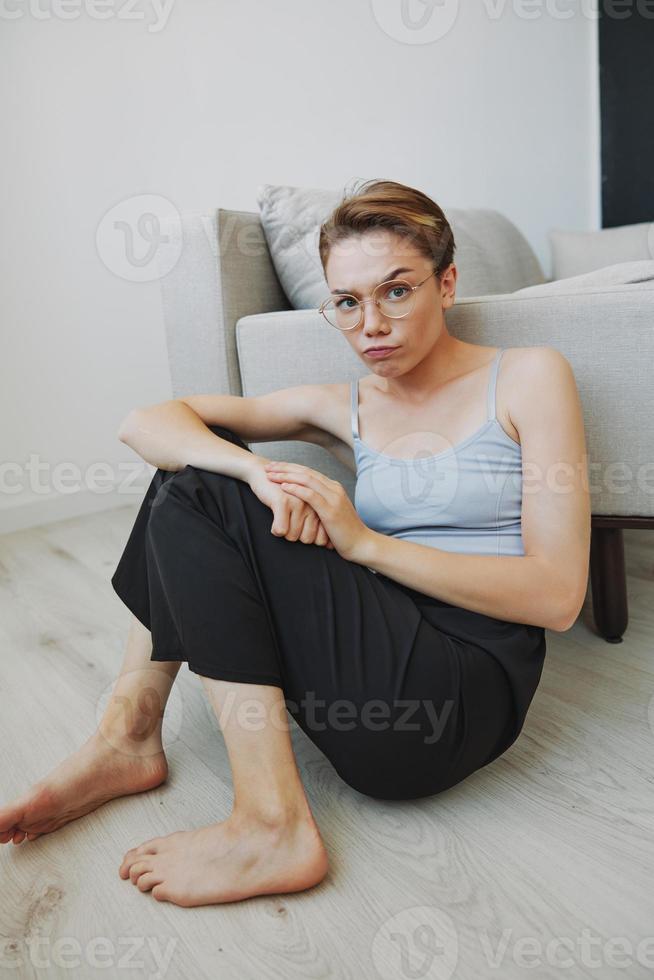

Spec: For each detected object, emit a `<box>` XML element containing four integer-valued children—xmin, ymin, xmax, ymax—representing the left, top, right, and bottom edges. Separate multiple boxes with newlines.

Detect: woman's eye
<box><xmin>387</xmin><ymin>286</ymin><xmax>409</xmax><ymax>300</ymax></box>
<box><xmin>336</xmin><ymin>297</ymin><xmax>357</xmax><ymax>309</ymax></box>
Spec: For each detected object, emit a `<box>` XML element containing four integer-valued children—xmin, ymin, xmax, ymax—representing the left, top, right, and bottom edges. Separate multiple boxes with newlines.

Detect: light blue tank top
<box><xmin>351</xmin><ymin>348</ymin><xmax>524</xmax><ymax>560</ymax></box>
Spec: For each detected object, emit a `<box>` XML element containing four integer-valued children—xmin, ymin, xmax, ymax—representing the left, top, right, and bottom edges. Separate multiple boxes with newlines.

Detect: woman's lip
<box><xmin>364</xmin><ymin>346</ymin><xmax>399</xmax><ymax>358</ymax></box>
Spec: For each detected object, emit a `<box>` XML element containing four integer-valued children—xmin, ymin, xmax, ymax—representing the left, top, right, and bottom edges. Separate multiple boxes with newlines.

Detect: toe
<box><xmin>151</xmin><ymin>884</ymin><xmax>169</xmax><ymax>902</ymax></box>
<box><xmin>0</xmin><ymin>803</ymin><xmax>24</xmax><ymax>833</ymax></box>
<box><xmin>136</xmin><ymin>871</ymin><xmax>163</xmax><ymax>892</ymax></box>
<box><xmin>119</xmin><ymin>843</ymin><xmax>159</xmax><ymax>877</ymax></box>
<box><xmin>128</xmin><ymin>860</ymin><xmax>153</xmax><ymax>884</ymax></box>
<box><xmin>0</xmin><ymin>805</ymin><xmax>26</xmax><ymax>843</ymax></box>
<box><xmin>119</xmin><ymin>851</ymin><xmax>137</xmax><ymax>877</ymax></box>
<box><xmin>12</xmin><ymin>830</ymin><xmax>26</xmax><ymax>844</ymax></box>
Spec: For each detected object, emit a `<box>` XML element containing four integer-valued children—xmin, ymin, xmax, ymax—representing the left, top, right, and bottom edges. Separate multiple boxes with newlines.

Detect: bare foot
<box><xmin>119</xmin><ymin>810</ymin><xmax>329</xmax><ymax>906</ymax></box>
<box><xmin>0</xmin><ymin>731</ymin><xmax>168</xmax><ymax>845</ymax></box>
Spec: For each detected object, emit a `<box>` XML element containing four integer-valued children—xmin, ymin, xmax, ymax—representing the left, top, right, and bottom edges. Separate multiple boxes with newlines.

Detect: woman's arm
<box><xmin>118</xmin><ymin>400</ymin><xmax>262</xmax><ymax>480</ymax></box>
<box><xmin>356</xmin><ymin>541</ymin><xmax>576</xmax><ymax>632</ymax></box>
<box><xmin>117</xmin><ymin>385</ymin><xmax>334</xmax><ymax>478</ymax></box>
<box><xmin>353</xmin><ymin>348</ymin><xmax>591</xmax><ymax>632</ymax></box>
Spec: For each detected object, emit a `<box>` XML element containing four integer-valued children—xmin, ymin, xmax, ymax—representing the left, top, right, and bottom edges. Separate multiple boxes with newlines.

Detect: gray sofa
<box><xmin>155</xmin><ymin>207</ymin><xmax>654</xmax><ymax>644</ymax></box>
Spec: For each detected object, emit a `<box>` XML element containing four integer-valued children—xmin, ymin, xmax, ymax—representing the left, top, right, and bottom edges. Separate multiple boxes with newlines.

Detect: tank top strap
<box><xmin>350</xmin><ymin>379</ymin><xmax>360</xmax><ymax>439</ymax></box>
<box><xmin>486</xmin><ymin>348</ymin><xmax>505</xmax><ymax>422</ymax></box>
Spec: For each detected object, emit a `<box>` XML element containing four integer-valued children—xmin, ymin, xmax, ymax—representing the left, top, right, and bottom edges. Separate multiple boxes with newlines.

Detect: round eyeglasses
<box><xmin>319</xmin><ymin>268</ymin><xmax>438</xmax><ymax>331</ymax></box>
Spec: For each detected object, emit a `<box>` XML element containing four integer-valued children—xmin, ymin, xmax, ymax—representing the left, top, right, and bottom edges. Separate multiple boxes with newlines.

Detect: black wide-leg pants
<box><xmin>111</xmin><ymin>425</ymin><xmax>546</xmax><ymax>801</ymax></box>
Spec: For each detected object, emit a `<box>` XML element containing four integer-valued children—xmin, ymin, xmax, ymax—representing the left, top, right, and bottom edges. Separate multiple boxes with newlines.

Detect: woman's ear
<box><xmin>440</xmin><ymin>264</ymin><xmax>457</xmax><ymax>309</ymax></box>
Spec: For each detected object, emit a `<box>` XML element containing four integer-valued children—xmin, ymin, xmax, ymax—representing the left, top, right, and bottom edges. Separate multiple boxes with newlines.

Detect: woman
<box><xmin>0</xmin><ymin>179</ymin><xmax>591</xmax><ymax>908</ymax></box>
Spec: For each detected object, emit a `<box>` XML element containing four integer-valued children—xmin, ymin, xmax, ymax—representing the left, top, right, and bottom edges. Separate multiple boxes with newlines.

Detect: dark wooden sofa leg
<box><xmin>590</xmin><ymin>526</ymin><xmax>628</xmax><ymax>643</ymax></box>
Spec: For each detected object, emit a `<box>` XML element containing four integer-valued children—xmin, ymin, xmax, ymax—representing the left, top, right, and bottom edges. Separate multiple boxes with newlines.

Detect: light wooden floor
<box><xmin>1</xmin><ymin>506</ymin><xmax>653</xmax><ymax>980</ymax></box>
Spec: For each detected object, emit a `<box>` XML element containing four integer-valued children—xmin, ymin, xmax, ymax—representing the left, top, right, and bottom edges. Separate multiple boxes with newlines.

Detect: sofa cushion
<box><xmin>256</xmin><ymin>182</ymin><xmax>546</xmax><ymax>309</ymax></box>
<box><xmin>549</xmin><ymin>222</ymin><xmax>653</xmax><ymax>280</ymax></box>
<box><xmin>512</xmin><ymin>259</ymin><xmax>654</xmax><ymax>296</ymax></box>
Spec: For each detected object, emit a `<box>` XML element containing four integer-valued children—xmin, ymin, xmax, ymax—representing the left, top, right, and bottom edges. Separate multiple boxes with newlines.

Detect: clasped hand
<box><xmin>248</xmin><ymin>459</ymin><xmax>371</xmax><ymax>562</ymax></box>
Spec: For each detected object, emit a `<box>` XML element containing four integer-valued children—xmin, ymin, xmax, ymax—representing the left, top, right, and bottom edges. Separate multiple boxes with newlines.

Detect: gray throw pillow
<box><xmin>512</xmin><ymin>260</ymin><xmax>654</xmax><ymax>296</ymax></box>
<box><xmin>549</xmin><ymin>223</ymin><xmax>653</xmax><ymax>280</ymax></box>
<box><xmin>256</xmin><ymin>183</ymin><xmax>339</xmax><ymax>310</ymax></box>
<box><xmin>256</xmin><ymin>182</ymin><xmax>546</xmax><ymax>309</ymax></box>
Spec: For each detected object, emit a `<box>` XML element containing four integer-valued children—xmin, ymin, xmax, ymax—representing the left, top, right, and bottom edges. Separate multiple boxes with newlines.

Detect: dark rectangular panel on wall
<box><xmin>599</xmin><ymin>11</ymin><xmax>654</xmax><ymax>228</ymax></box>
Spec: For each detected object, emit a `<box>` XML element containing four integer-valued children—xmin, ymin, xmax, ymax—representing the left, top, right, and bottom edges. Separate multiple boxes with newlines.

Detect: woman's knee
<box><xmin>146</xmin><ymin>462</ymin><xmax>256</xmax><ymax>545</ymax></box>
<box><xmin>336</xmin><ymin>763</ymin><xmax>449</xmax><ymax>802</ymax></box>
<box><xmin>329</xmin><ymin>734</ymin><xmax>453</xmax><ymax>802</ymax></box>
<box><xmin>148</xmin><ymin>465</ymin><xmax>195</xmax><ymax>518</ymax></box>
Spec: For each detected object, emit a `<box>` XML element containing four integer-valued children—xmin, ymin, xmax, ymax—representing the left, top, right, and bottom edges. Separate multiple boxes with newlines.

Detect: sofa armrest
<box><xmin>156</xmin><ymin>208</ymin><xmax>291</xmax><ymax>399</ymax></box>
<box><xmin>447</xmin><ymin>283</ymin><xmax>654</xmax><ymax>517</ymax></box>
<box><xmin>237</xmin><ymin>285</ymin><xmax>654</xmax><ymax>515</ymax></box>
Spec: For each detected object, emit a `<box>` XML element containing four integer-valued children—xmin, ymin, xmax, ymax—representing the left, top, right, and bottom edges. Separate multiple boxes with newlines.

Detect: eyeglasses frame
<box><xmin>318</xmin><ymin>268</ymin><xmax>439</xmax><ymax>331</ymax></box>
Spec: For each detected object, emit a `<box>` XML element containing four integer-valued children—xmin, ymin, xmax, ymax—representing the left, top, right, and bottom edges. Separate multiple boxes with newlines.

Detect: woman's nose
<box><xmin>360</xmin><ymin>299</ymin><xmax>387</xmax><ymax>331</ymax></box>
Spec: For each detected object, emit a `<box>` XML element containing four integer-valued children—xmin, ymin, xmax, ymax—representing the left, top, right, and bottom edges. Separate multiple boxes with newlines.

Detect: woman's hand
<box><xmin>248</xmin><ymin>462</ymin><xmax>335</xmax><ymax>549</ymax></box>
<box><xmin>262</xmin><ymin>460</ymin><xmax>373</xmax><ymax>563</ymax></box>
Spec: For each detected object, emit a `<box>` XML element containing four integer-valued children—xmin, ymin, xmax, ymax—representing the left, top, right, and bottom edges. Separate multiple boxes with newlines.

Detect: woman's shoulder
<box><xmin>299</xmin><ymin>381</ymin><xmax>360</xmax><ymax>450</ymax></box>
<box><xmin>501</xmin><ymin>345</ymin><xmax>575</xmax><ymax>387</ymax></box>
<box><xmin>501</xmin><ymin>345</ymin><xmax>579</xmax><ymax>425</ymax></box>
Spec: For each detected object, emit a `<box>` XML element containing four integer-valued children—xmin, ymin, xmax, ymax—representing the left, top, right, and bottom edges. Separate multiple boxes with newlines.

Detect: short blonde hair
<box><xmin>318</xmin><ymin>178</ymin><xmax>456</xmax><ymax>284</ymax></box>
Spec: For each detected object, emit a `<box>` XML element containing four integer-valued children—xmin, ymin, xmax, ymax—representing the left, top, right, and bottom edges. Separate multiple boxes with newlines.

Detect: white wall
<box><xmin>0</xmin><ymin>0</ymin><xmax>600</xmax><ymax>533</ymax></box>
